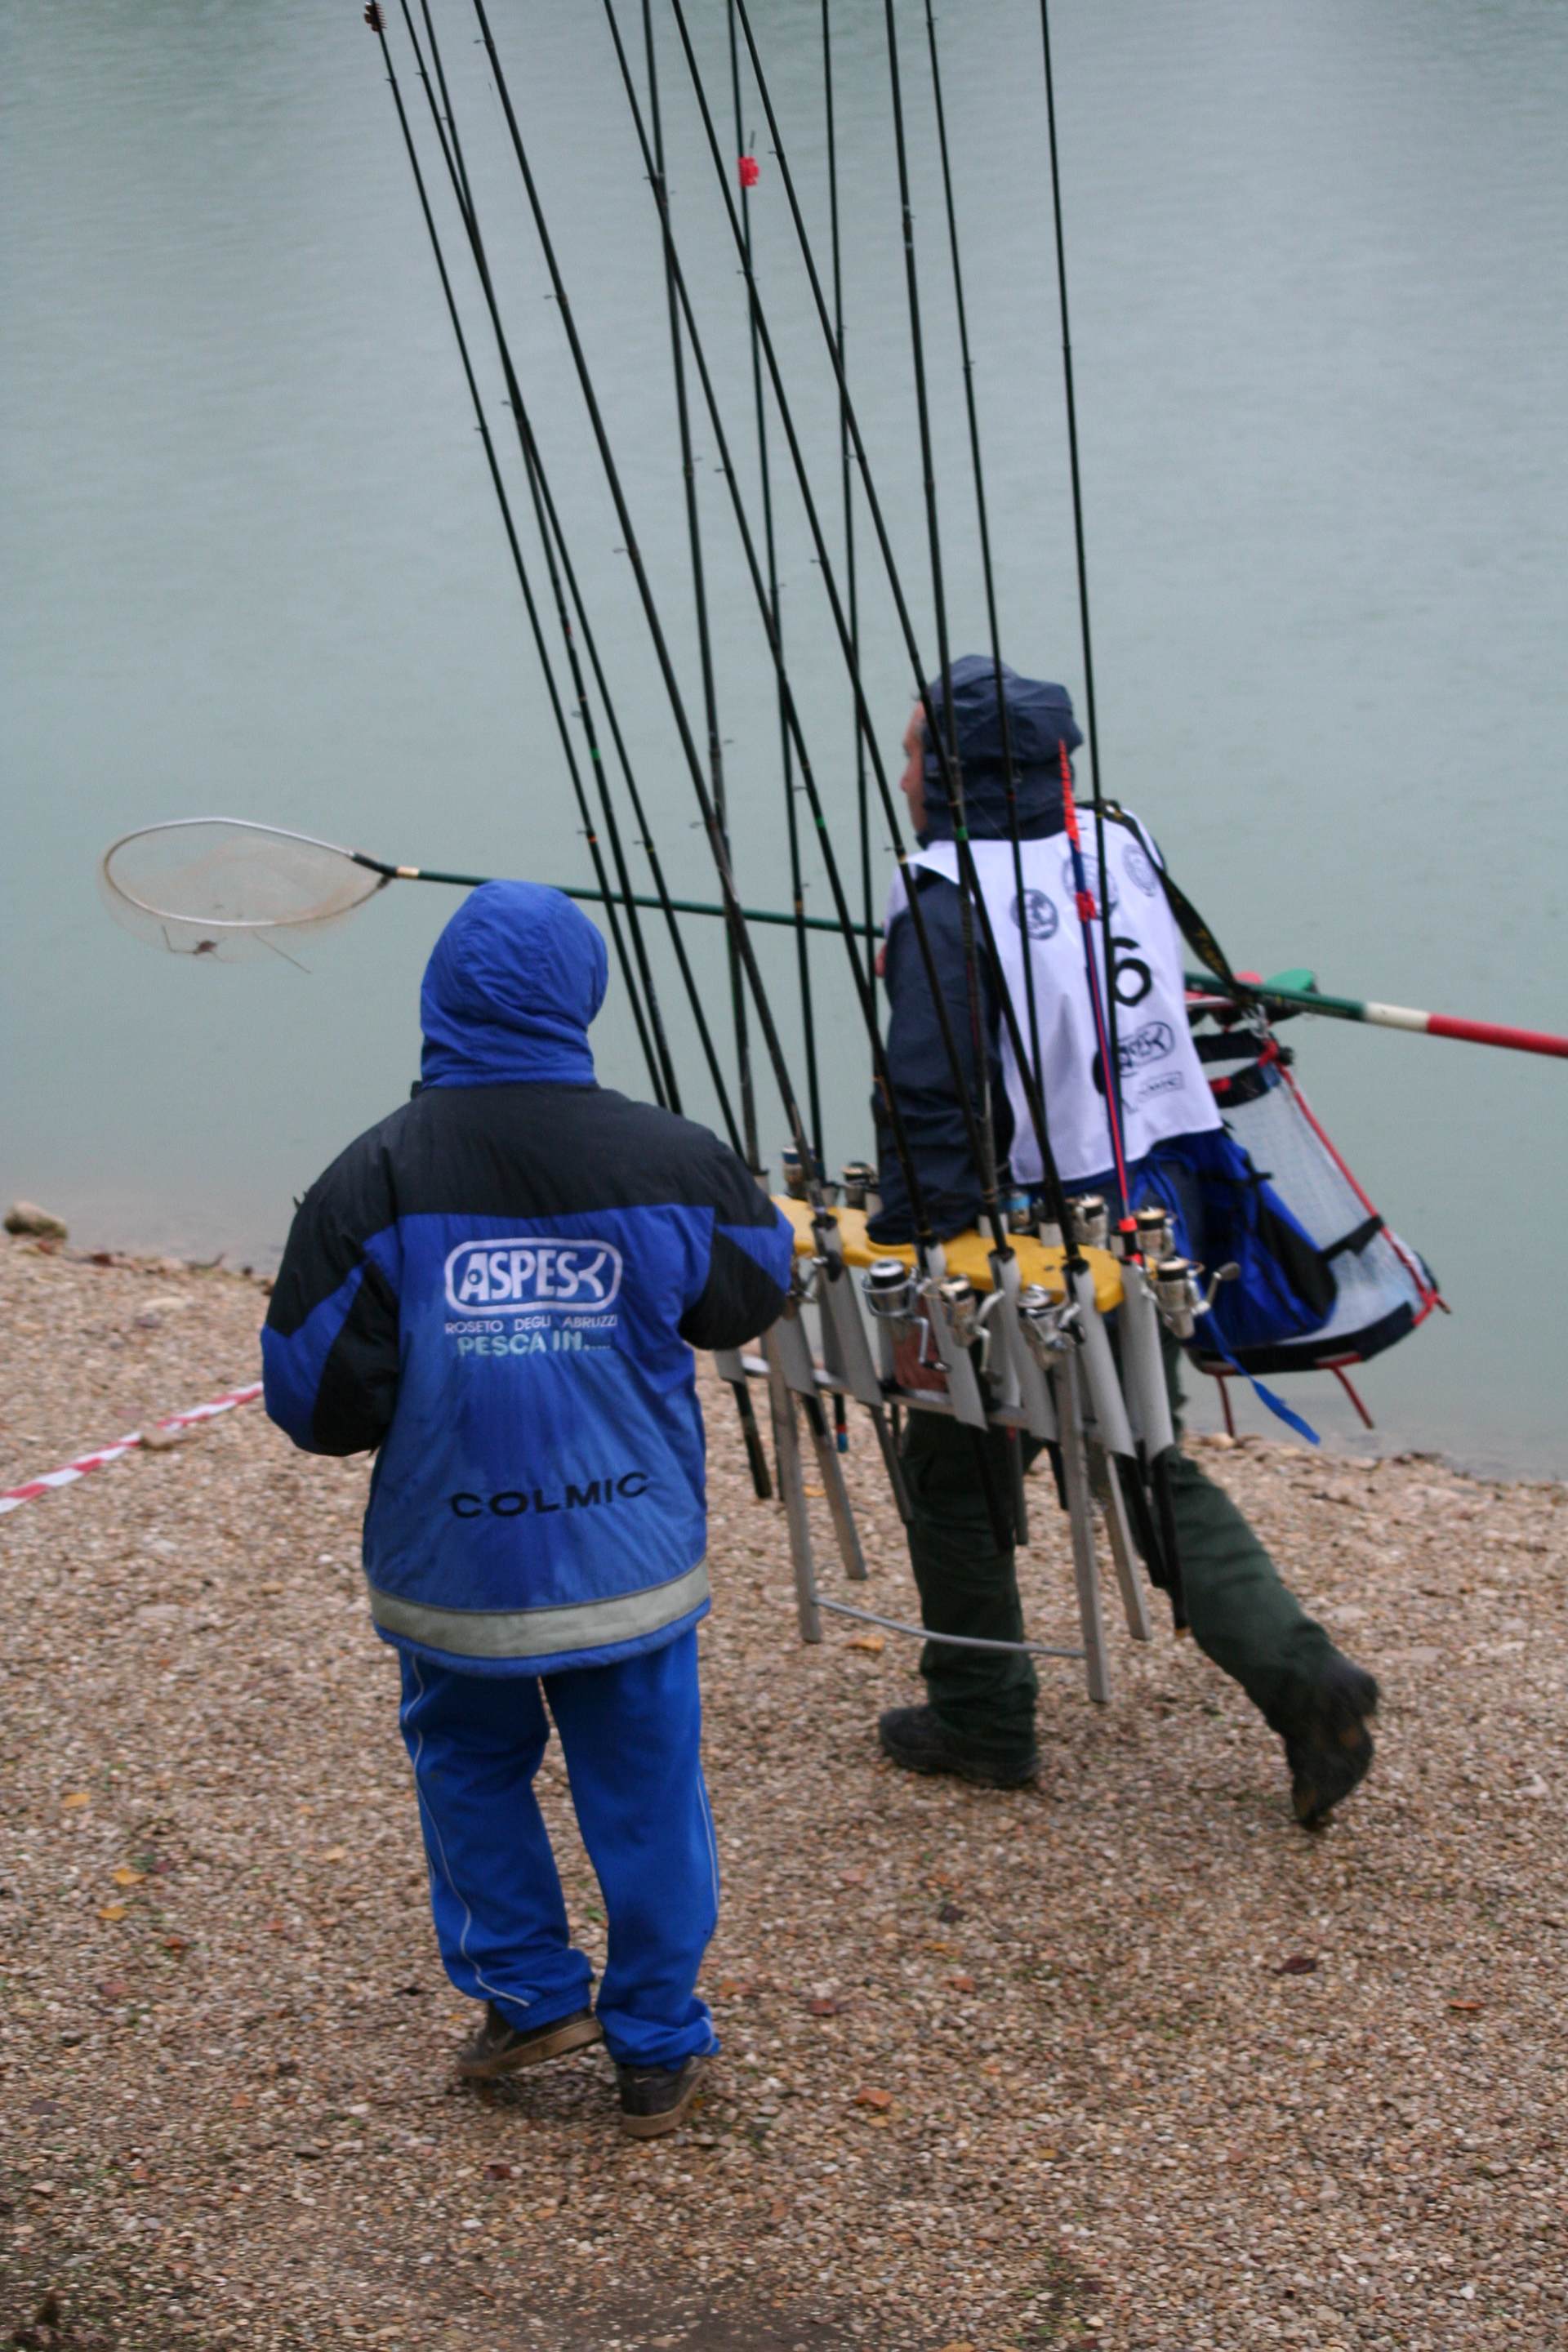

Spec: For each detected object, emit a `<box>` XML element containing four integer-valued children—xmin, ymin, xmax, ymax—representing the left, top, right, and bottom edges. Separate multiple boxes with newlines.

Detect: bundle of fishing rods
<box><xmin>344</xmin><ymin>0</ymin><xmax>1222</xmax><ymax>1690</ymax></box>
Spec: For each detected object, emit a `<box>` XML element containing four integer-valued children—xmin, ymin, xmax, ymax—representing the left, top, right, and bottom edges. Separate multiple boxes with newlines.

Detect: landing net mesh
<box><xmin>100</xmin><ymin>820</ymin><xmax>388</xmax><ymax>962</ymax></box>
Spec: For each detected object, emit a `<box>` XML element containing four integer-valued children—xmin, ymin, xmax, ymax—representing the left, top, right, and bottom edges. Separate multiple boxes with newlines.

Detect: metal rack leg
<box><xmin>764</xmin><ymin>1330</ymin><xmax>821</xmax><ymax>1642</ymax></box>
<box><xmin>1058</xmin><ymin>1351</ymin><xmax>1112</xmax><ymax>1705</ymax></box>
<box><xmin>1090</xmin><ymin>1440</ymin><xmax>1152</xmax><ymax>1644</ymax></box>
<box><xmin>801</xmin><ymin>1396</ymin><xmax>868</xmax><ymax>1582</ymax></box>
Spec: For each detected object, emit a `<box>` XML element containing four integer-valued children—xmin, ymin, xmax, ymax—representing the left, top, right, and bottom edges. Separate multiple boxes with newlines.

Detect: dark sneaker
<box><xmin>616</xmin><ymin>2051</ymin><xmax>709</xmax><ymax>2140</ymax></box>
<box><xmin>455</xmin><ymin>2001</ymin><xmax>601</xmax><ymax>2081</ymax></box>
<box><xmin>1285</xmin><ymin>1661</ymin><xmax>1380</xmax><ymax>1829</ymax></box>
<box><xmin>877</xmin><ymin>1704</ymin><xmax>1039</xmax><ymax>1789</ymax></box>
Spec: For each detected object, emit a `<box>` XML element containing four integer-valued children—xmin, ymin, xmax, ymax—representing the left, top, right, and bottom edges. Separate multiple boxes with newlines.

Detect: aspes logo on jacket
<box><xmin>444</xmin><ymin>1238</ymin><xmax>623</xmax><ymax>1314</ymax></box>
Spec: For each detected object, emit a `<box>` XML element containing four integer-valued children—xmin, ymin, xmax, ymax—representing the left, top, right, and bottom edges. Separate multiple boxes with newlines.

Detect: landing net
<box><xmin>100</xmin><ymin>820</ymin><xmax>389</xmax><ymax>962</ymax></box>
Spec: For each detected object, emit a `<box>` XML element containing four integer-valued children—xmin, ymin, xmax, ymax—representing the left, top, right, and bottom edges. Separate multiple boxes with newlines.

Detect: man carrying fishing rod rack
<box><xmin>766</xmin><ymin>654</ymin><xmax>1388</xmax><ymax>1823</ymax></box>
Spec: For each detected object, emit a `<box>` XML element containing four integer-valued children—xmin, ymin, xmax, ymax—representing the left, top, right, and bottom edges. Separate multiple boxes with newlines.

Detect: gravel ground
<box><xmin>2</xmin><ymin>1232</ymin><xmax>1566</xmax><ymax>2351</ymax></box>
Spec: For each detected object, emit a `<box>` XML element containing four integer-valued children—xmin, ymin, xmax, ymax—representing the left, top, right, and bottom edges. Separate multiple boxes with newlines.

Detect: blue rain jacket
<box><xmin>262</xmin><ymin>882</ymin><xmax>793</xmax><ymax>1676</ymax></box>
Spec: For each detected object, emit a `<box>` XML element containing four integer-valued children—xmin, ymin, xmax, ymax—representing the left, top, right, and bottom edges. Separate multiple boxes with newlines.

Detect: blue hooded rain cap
<box><xmin>420</xmin><ymin>880</ymin><xmax>608</xmax><ymax>1089</ymax></box>
<box><xmin>918</xmin><ymin>654</ymin><xmax>1083</xmax><ymax>843</ymax></box>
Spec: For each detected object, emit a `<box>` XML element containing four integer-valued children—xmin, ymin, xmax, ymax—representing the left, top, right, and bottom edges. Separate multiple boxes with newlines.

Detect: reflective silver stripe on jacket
<box><xmin>367</xmin><ymin>1557</ymin><xmax>710</xmax><ymax>1660</ymax></box>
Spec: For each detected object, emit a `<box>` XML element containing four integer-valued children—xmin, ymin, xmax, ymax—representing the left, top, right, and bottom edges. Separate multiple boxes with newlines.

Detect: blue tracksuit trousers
<box><xmin>396</xmin><ymin>1628</ymin><xmax>719</xmax><ymax>2069</ymax></box>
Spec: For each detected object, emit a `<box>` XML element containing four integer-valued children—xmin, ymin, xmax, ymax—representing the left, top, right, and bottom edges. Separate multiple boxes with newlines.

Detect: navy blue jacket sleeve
<box><xmin>867</xmin><ymin>873</ymin><xmax>1009</xmax><ymax>1245</ymax></box>
<box><xmin>261</xmin><ymin>1125</ymin><xmax>403</xmax><ymax>1457</ymax></box>
<box><xmin>678</xmin><ymin>1141</ymin><xmax>794</xmax><ymax>1352</ymax></box>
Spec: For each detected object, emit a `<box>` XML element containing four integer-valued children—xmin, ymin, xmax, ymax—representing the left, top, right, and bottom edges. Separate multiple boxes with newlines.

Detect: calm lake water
<box><xmin>4</xmin><ymin>0</ymin><xmax>1566</xmax><ymax>1473</ymax></box>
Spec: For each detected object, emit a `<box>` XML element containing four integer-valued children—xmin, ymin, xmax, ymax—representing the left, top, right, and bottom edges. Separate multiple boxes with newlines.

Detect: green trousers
<box><xmin>899</xmin><ymin>1332</ymin><xmax>1341</xmax><ymax>1765</ymax></box>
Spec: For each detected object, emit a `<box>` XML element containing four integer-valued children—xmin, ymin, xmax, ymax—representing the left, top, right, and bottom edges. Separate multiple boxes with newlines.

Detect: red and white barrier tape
<box><xmin>0</xmin><ymin>1382</ymin><xmax>263</xmax><ymax>1518</ymax></box>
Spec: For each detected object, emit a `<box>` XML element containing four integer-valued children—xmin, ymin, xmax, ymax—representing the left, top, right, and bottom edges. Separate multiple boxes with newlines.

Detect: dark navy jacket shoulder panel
<box><xmin>262</xmin><ymin>1107</ymin><xmax>410</xmax><ymax>1454</ymax></box>
<box><xmin>868</xmin><ymin>875</ymin><xmax>1011</xmax><ymax>1244</ymax></box>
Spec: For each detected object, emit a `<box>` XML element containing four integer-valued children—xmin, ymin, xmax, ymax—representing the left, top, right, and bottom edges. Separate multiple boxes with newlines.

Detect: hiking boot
<box><xmin>878</xmin><ymin>1704</ymin><xmax>1039</xmax><ymax>1790</ymax></box>
<box><xmin>455</xmin><ymin>2001</ymin><xmax>601</xmax><ymax>2081</ymax></box>
<box><xmin>1284</xmin><ymin>1661</ymin><xmax>1380</xmax><ymax>1829</ymax></box>
<box><xmin>616</xmin><ymin>2051</ymin><xmax>708</xmax><ymax>2140</ymax></box>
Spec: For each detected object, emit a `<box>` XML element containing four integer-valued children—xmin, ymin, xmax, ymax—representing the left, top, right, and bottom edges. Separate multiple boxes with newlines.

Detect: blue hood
<box><xmin>420</xmin><ymin>881</ymin><xmax>607</xmax><ymax>1089</ymax></box>
<box><xmin>919</xmin><ymin>654</ymin><xmax>1083</xmax><ymax>844</ymax></box>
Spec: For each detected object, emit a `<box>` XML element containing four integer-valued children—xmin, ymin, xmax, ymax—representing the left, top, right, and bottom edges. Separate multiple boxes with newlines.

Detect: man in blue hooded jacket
<box><xmin>868</xmin><ymin>660</ymin><xmax>1379</xmax><ymax>1829</ymax></box>
<box><xmin>263</xmin><ymin>881</ymin><xmax>794</xmax><ymax>2137</ymax></box>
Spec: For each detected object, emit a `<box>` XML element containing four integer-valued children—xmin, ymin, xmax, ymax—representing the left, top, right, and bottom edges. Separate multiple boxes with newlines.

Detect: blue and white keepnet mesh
<box><xmin>1192</xmin><ymin>1018</ymin><xmax>1438</xmax><ymax>1375</ymax></box>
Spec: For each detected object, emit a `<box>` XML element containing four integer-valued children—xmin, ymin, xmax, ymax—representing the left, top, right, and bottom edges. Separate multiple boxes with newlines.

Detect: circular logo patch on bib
<box><xmin>1011</xmin><ymin>889</ymin><xmax>1059</xmax><ymax>941</ymax></box>
<box><xmin>1123</xmin><ymin>841</ymin><xmax>1158</xmax><ymax>897</ymax></box>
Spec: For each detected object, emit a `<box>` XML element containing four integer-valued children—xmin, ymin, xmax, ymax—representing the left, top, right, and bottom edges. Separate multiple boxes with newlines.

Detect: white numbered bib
<box><xmin>886</xmin><ymin>811</ymin><xmax>1218</xmax><ymax>1187</ymax></box>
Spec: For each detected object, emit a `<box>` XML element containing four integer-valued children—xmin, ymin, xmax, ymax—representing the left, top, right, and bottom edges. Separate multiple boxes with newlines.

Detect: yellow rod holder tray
<box><xmin>773</xmin><ymin>1199</ymin><xmax>1124</xmax><ymax>1318</ymax></box>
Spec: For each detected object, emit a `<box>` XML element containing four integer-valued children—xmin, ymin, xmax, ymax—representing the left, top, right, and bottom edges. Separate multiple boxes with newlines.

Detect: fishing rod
<box><xmin>723</xmin><ymin>2</ymin><xmax>825</xmax><ymax>1165</ymax></box>
<box><xmin>1036</xmin><ymin>0</ymin><xmax>1127</xmax><ymax>1210</ymax></box>
<box><xmin>402</xmin><ymin>0</ymin><xmax>683</xmax><ymax>1127</ymax></box>
<box><xmin>401</xmin><ymin>0</ymin><xmax>744</xmax><ymax>1151</ymax></box>
<box><xmin>880</xmin><ymin>0</ymin><xmax>1006</xmax><ymax>1249</ymax></box>
<box><xmin>669</xmin><ymin>0</ymin><xmax>1092</xmax><ymax>1550</ymax></box>
<box><xmin>597</xmin><ymin>0</ymin><xmax>952</xmax><ymax>1260</ymax></box>
<box><xmin>640</xmin><ymin>0</ymin><xmax>759</xmax><ymax>1169</ymax></box>
<box><xmin>467</xmin><ymin>0</ymin><xmax>858</xmax><ymax>1240</ymax></box>
<box><xmin>914</xmin><ymin>0</ymin><xmax>1088</xmax><ymax>1551</ymax></box>
<box><xmin>363</xmin><ymin>0</ymin><xmax>668</xmax><ymax>1105</ymax></box>
<box><xmin>613</xmin><ymin>5</ymin><xmax>1050</xmax><ymax>1541</ymax></box>
<box><xmin>407</xmin><ymin>0</ymin><xmax>671</xmax><ymax>1113</ymax></box>
<box><xmin>876</xmin><ymin>0</ymin><xmax>1043</xmax><ymax>1542</ymax></box>
<box><xmin>659</xmin><ymin>0</ymin><xmax>1009</xmax><ymax>1253</ymax></box>
<box><xmin>476</xmin><ymin>0</ymin><xmax>937</xmax><ymax>1522</ymax></box>
<box><xmin>884</xmin><ymin>1</ymin><xmax>1178</xmax><ymax>1598</ymax></box>
<box><xmin>821</xmin><ymin>1</ymin><xmax>874</xmax><ymax>988</ymax></box>
<box><xmin>404</xmin><ymin>0</ymin><xmax>690</xmax><ymax>1121</ymax></box>
<box><xmin>376</xmin><ymin>0</ymin><xmax>768</xmax><ymax>1488</ymax></box>
<box><xmin>656</xmin><ymin>0</ymin><xmax>1022</xmax><ymax>1267</ymax></box>
<box><xmin>921</xmin><ymin>0</ymin><xmax>1047</xmax><ymax>1117</ymax></box>
<box><xmin>713</xmin><ymin>0</ymin><xmax>1080</xmax><ymax>1257</ymax></box>
<box><xmin>1186</xmin><ymin>972</ymin><xmax>1568</xmax><ymax>1061</ymax></box>
<box><xmin>717</xmin><ymin>5</ymin><xmax>1178</xmax><ymax>1608</ymax></box>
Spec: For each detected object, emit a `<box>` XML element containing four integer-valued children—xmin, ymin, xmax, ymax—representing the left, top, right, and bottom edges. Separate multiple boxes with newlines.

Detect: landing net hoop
<box><xmin>100</xmin><ymin>818</ymin><xmax>393</xmax><ymax>962</ymax></box>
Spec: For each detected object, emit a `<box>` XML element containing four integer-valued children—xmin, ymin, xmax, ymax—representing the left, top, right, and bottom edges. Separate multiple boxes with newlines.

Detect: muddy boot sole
<box><xmin>1286</xmin><ymin>1664</ymin><xmax>1380</xmax><ymax>1829</ymax></box>
<box><xmin>618</xmin><ymin>2055</ymin><xmax>708</xmax><ymax>2140</ymax></box>
<box><xmin>1290</xmin><ymin>1717</ymin><xmax>1375</xmax><ymax>1829</ymax></box>
<box><xmin>887</xmin><ymin>1744</ymin><xmax>1040</xmax><ymax>1790</ymax></box>
<box><xmin>878</xmin><ymin>1705</ymin><xmax>1039</xmax><ymax>1790</ymax></box>
<box><xmin>457</xmin><ymin>2010</ymin><xmax>602</xmax><ymax>2081</ymax></box>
